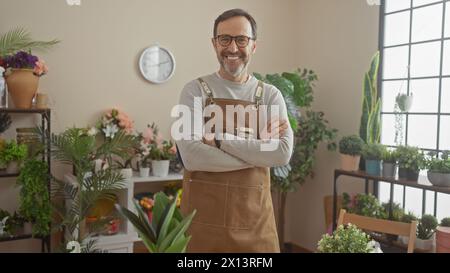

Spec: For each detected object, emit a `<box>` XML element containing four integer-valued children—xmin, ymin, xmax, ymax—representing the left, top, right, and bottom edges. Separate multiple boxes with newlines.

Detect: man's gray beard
<box><xmin>223</xmin><ymin>62</ymin><xmax>247</xmax><ymax>78</ymax></box>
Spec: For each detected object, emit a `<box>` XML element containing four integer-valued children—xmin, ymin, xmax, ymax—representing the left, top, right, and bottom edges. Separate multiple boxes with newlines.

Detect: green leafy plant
<box><xmin>362</xmin><ymin>143</ymin><xmax>385</xmax><ymax>160</ymax></box>
<box><xmin>16</xmin><ymin>159</ymin><xmax>51</xmax><ymax>237</ymax></box>
<box><xmin>417</xmin><ymin>214</ymin><xmax>438</xmax><ymax>240</ymax></box>
<box><xmin>440</xmin><ymin>217</ymin><xmax>450</xmax><ymax>227</ymax></box>
<box><xmin>382</xmin><ymin>149</ymin><xmax>398</xmax><ymax>164</ymax></box>
<box><xmin>400</xmin><ymin>212</ymin><xmax>418</xmax><ymax>223</ymax></box>
<box><xmin>427</xmin><ymin>151</ymin><xmax>450</xmax><ymax>174</ymax></box>
<box><xmin>318</xmin><ymin>223</ymin><xmax>376</xmax><ymax>253</ymax></box>
<box><xmin>396</xmin><ymin>145</ymin><xmax>426</xmax><ymax>171</ymax></box>
<box><xmin>116</xmin><ymin>191</ymin><xmax>196</xmax><ymax>253</ymax></box>
<box><xmin>342</xmin><ymin>193</ymin><xmax>384</xmax><ymax>218</ymax></box>
<box><xmin>381</xmin><ymin>202</ymin><xmax>404</xmax><ymax>222</ymax></box>
<box><xmin>0</xmin><ymin>27</ymin><xmax>59</xmax><ymax>57</ymax></box>
<box><xmin>339</xmin><ymin>135</ymin><xmax>364</xmax><ymax>156</ymax></box>
<box><xmin>359</xmin><ymin>51</ymin><xmax>381</xmax><ymax>145</ymax></box>
<box><xmin>49</xmin><ymin>127</ymin><xmax>136</xmax><ymax>252</ymax></box>
<box><xmin>0</xmin><ymin>140</ymin><xmax>27</xmax><ymax>165</ymax></box>
<box><xmin>0</xmin><ymin>209</ymin><xmax>25</xmax><ymax>235</ymax></box>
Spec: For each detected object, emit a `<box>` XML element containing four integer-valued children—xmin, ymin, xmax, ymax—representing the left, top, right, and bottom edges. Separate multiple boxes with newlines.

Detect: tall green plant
<box><xmin>0</xmin><ymin>27</ymin><xmax>60</xmax><ymax>57</ymax></box>
<box><xmin>116</xmin><ymin>192</ymin><xmax>196</xmax><ymax>253</ymax></box>
<box><xmin>359</xmin><ymin>51</ymin><xmax>381</xmax><ymax>144</ymax></box>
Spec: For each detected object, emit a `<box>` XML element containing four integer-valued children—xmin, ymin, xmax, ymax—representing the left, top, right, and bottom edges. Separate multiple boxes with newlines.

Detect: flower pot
<box><xmin>365</xmin><ymin>159</ymin><xmax>381</xmax><ymax>176</ymax></box>
<box><xmin>152</xmin><ymin>160</ymin><xmax>170</xmax><ymax>177</ymax></box>
<box><xmin>436</xmin><ymin>227</ymin><xmax>450</xmax><ymax>253</ymax></box>
<box><xmin>399</xmin><ymin>168</ymin><xmax>419</xmax><ymax>181</ymax></box>
<box><xmin>415</xmin><ymin>235</ymin><xmax>435</xmax><ymax>252</ymax></box>
<box><xmin>382</xmin><ymin>162</ymin><xmax>397</xmax><ymax>178</ymax></box>
<box><xmin>6</xmin><ymin>161</ymin><xmax>19</xmax><ymax>174</ymax></box>
<box><xmin>120</xmin><ymin>168</ymin><xmax>133</xmax><ymax>179</ymax></box>
<box><xmin>403</xmin><ymin>95</ymin><xmax>413</xmax><ymax>112</ymax></box>
<box><xmin>139</xmin><ymin>167</ymin><xmax>150</xmax><ymax>177</ymax></box>
<box><xmin>340</xmin><ymin>154</ymin><xmax>360</xmax><ymax>172</ymax></box>
<box><xmin>427</xmin><ymin>171</ymin><xmax>450</xmax><ymax>187</ymax></box>
<box><xmin>5</xmin><ymin>69</ymin><xmax>39</xmax><ymax>109</ymax></box>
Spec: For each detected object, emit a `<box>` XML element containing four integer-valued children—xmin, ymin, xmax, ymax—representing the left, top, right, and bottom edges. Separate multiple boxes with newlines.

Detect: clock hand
<box><xmin>147</xmin><ymin>60</ymin><xmax>171</xmax><ymax>67</ymax></box>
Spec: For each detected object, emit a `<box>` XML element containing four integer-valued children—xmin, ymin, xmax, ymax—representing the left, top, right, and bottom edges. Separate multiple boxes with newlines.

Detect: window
<box><xmin>380</xmin><ymin>0</ymin><xmax>450</xmax><ymax>220</ymax></box>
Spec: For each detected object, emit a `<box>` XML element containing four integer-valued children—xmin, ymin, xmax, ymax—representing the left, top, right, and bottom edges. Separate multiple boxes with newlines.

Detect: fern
<box><xmin>0</xmin><ymin>27</ymin><xmax>60</xmax><ymax>57</ymax></box>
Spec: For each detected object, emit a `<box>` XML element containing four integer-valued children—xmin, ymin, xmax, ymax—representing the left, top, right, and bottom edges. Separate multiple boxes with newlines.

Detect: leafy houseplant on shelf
<box><xmin>382</xmin><ymin>149</ymin><xmax>398</xmax><ymax>178</ymax></box>
<box><xmin>426</xmin><ymin>151</ymin><xmax>450</xmax><ymax>187</ymax></box>
<box><xmin>116</xmin><ymin>191</ymin><xmax>196</xmax><ymax>253</ymax></box>
<box><xmin>436</xmin><ymin>217</ymin><xmax>450</xmax><ymax>253</ymax></box>
<box><xmin>416</xmin><ymin>214</ymin><xmax>438</xmax><ymax>251</ymax></box>
<box><xmin>396</xmin><ymin>145</ymin><xmax>426</xmax><ymax>181</ymax></box>
<box><xmin>146</xmin><ymin>123</ymin><xmax>177</xmax><ymax>177</ymax></box>
<box><xmin>254</xmin><ymin>69</ymin><xmax>337</xmax><ymax>250</ymax></box>
<box><xmin>16</xmin><ymin>159</ymin><xmax>51</xmax><ymax>237</ymax></box>
<box><xmin>398</xmin><ymin>212</ymin><xmax>418</xmax><ymax>245</ymax></box>
<box><xmin>339</xmin><ymin>135</ymin><xmax>364</xmax><ymax>172</ymax></box>
<box><xmin>0</xmin><ymin>140</ymin><xmax>27</xmax><ymax>174</ymax></box>
<box><xmin>342</xmin><ymin>193</ymin><xmax>384</xmax><ymax>219</ymax></box>
<box><xmin>317</xmin><ymin>224</ymin><xmax>381</xmax><ymax>253</ymax></box>
<box><xmin>361</xmin><ymin>143</ymin><xmax>385</xmax><ymax>176</ymax></box>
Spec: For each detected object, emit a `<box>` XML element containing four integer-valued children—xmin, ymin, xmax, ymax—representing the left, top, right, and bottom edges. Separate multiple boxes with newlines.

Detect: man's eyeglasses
<box><xmin>215</xmin><ymin>35</ymin><xmax>255</xmax><ymax>48</ymax></box>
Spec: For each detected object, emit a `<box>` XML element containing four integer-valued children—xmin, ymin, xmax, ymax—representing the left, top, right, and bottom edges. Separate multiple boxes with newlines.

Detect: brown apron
<box><xmin>180</xmin><ymin>78</ymin><xmax>280</xmax><ymax>253</ymax></box>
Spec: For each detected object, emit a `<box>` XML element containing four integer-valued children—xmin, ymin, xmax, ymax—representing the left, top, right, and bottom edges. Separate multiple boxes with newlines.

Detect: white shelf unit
<box><xmin>64</xmin><ymin>172</ymin><xmax>184</xmax><ymax>253</ymax></box>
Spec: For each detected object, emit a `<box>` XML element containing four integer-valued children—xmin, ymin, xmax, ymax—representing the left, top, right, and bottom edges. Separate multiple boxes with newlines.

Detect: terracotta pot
<box><xmin>340</xmin><ymin>154</ymin><xmax>360</xmax><ymax>172</ymax></box>
<box><xmin>5</xmin><ymin>69</ymin><xmax>39</xmax><ymax>109</ymax></box>
<box><xmin>436</xmin><ymin>227</ymin><xmax>450</xmax><ymax>253</ymax></box>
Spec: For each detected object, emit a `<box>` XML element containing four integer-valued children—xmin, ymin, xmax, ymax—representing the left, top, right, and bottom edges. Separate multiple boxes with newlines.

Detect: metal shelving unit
<box><xmin>0</xmin><ymin>107</ymin><xmax>51</xmax><ymax>253</ymax></box>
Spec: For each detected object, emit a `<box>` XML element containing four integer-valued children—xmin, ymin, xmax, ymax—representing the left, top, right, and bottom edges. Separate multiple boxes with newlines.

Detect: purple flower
<box><xmin>4</xmin><ymin>51</ymin><xmax>39</xmax><ymax>70</ymax></box>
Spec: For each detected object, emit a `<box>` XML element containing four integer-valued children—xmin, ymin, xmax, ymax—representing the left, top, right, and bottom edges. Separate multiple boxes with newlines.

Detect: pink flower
<box><xmin>169</xmin><ymin>144</ymin><xmax>177</xmax><ymax>155</ymax></box>
<box><xmin>33</xmin><ymin>59</ymin><xmax>48</xmax><ymax>76</ymax></box>
<box><xmin>155</xmin><ymin>134</ymin><xmax>163</xmax><ymax>146</ymax></box>
<box><xmin>143</xmin><ymin>127</ymin><xmax>154</xmax><ymax>143</ymax></box>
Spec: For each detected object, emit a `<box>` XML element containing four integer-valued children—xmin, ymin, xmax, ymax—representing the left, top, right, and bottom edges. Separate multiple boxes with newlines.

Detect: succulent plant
<box><xmin>339</xmin><ymin>135</ymin><xmax>364</xmax><ymax>156</ymax></box>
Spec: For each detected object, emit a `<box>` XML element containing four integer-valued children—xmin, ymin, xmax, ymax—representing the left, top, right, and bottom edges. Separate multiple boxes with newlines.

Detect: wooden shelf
<box><xmin>0</xmin><ymin>107</ymin><xmax>50</xmax><ymax>114</ymax></box>
<box><xmin>0</xmin><ymin>234</ymin><xmax>33</xmax><ymax>242</ymax></box>
<box><xmin>0</xmin><ymin>170</ymin><xmax>19</xmax><ymax>178</ymax></box>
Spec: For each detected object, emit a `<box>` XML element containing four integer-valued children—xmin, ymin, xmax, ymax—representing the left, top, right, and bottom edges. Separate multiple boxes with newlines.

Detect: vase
<box><xmin>139</xmin><ymin>167</ymin><xmax>150</xmax><ymax>177</ymax></box>
<box><xmin>382</xmin><ymin>162</ymin><xmax>397</xmax><ymax>178</ymax></box>
<box><xmin>152</xmin><ymin>160</ymin><xmax>170</xmax><ymax>177</ymax></box>
<box><xmin>6</xmin><ymin>161</ymin><xmax>19</xmax><ymax>174</ymax></box>
<box><xmin>5</xmin><ymin>69</ymin><xmax>39</xmax><ymax>109</ymax></box>
<box><xmin>427</xmin><ymin>171</ymin><xmax>450</xmax><ymax>187</ymax></box>
<box><xmin>340</xmin><ymin>154</ymin><xmax>360</xmax><ymax>172</ymax></box>
<box><xmin>365</xmin><ymin>159</ymin><xmax>381</xmax><ymax>176</ymax></box>
<box><xmin>436</xmin><ymin>227</ymin><xmax>450</xmax><ymax>253</ymax></box>
<box><xmin>415</xmin><ymin>234</ymin><xmax>435</xmax><ymax>252</ymax></box>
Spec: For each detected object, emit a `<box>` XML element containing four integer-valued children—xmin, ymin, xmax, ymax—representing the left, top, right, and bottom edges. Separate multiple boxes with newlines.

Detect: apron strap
<box><xmin>198</xmin><ymin>77</ymin><xmax>215</xmax><ymax>105</ymax></box>
<box><xmin>254</xmin><ymin>80</ymin><xmax>264</xmax><ymax>110</ymax></box>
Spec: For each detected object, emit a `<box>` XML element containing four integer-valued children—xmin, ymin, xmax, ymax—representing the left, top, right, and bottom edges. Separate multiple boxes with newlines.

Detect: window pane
<box><xmin>413</xmin><ymin>0</ymin><xmax>443</xmax><ymax>7</ymax></box>
<box><xmin>378</xmin><ymin>182</ymin><xmax>391</xmax><ymax>204</ymax></box>
<box><xmin>446</xmin><ymin>2</ymin><xmax>450</xmax><ymax>38</ymax></box>
<box><xmin>385</xmin><ymin>11</ymin><xmax>410</xmax><ymax>46</ymax></box>
<box><xmin>405</xmin><ymin>187</ymin><xmax>423</xmax><ymax>217</ymax></box>
<box><xmin>412</xmin><ymin>4</ymin><xmax>443</xmax><ymax>42</ymax></box>
<box><xmin>443</xmin><ymin>40</ymin><xmax>450</xmax><ymax>75</ymax></box>
<box><xmin>408</xmin><ymin>115</ymin><xmax>437</xmax><ymax>149</ymax></box>
<box><xmin>439</xmin><ymin>116</ymin><xmax>450</xmax><ymax>150</ymax></box>
<box><xmin>437</xmin><ymin>193</ymin><xmax>450</xmax><ymax>221</ymax></box>
<box><xmin>382</xmin><ymin>80</ymin><xmax>408</xmax><ymax>112</ymax></box>
<box><xmin>425</xmin><ymin>190</ymin><xmax>435</xmax><ymax>216</ymax></box>
<box><xmin>409</xmin><ymin>79</ymin><xmax>439</xmax><ymax>112</ymax></box>
<box><xmin>386</xmin><ymin>0</ymin><xmax>411</xmax><ymax>13</ymax></box>
<box><xmin>383</xmin><ymin>46</ymin><xmax>409</xmax><ymax>79</ymax></box>
<box><xmin>441</xmin><ymin>78</ymin><xmax>450</xmax><ymax>113</ymax></box>
<box><xmin>382</xmin><ymin>114</ymin><xmax>406</xmax><ymax>146</ymax></box>
<box><xmin>410</xmin><ymin>41</ymin><xmax>441</xmax><ymax>77</ymax></box>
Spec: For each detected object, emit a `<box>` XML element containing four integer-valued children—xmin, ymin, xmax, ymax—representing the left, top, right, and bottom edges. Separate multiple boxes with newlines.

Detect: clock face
<box><xmin>139</xmin><ymin>46</ymin><xmax>176</xmax><ymax>84</ymax></box>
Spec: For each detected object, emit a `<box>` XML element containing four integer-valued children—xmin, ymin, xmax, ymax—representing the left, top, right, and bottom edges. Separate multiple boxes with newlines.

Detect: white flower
<box><xmin>103</xmin><ymin>124</ymin><xmax>119</xmax><ymax>139</ymax></box>
<box><xmin>87</xmin><ymin>127</ymin><xmax>98</xmax><ymax>136</ymax></box>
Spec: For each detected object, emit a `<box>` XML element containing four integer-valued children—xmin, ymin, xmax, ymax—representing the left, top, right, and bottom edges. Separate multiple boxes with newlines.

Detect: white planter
<box><xmin>120</xmin><ymin>168</ymin><xmax>133</xmax><ymax>179</ymax></box>
<box><xmin>139</xmin><ymin>167</ymin><xmax>150</xmax><ymax>177</ymax></box>
<box><xmin>152</xmin><ymin>160</ymin><xmax>170</xmax><ymax>177</ymax></box>
<box><xmin>416</xmin><ymin>234</ymin><xmax>435</xmax><ymax>251</ymax></box>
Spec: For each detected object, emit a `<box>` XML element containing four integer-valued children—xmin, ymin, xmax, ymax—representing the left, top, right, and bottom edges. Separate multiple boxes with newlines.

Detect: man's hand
<box><xmin>261</xmin><ymin>117</ymin><xmax>289</xmax><ymax>140</ymax></box>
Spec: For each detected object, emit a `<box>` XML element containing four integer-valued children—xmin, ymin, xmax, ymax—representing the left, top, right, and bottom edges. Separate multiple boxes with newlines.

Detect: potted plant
<box><xmin>426</xmin><ymin>151</ymin><xmax>450</xmax><ymax>187</ymax></box>
<box><xmin>382</xmin><ymin>148</ymin><xmax>398</xmax><ymax>178</ymax></box>
<box><xmin>16</xmin><ymin>159</ymin><xmax>51</xmax><ymax>237</ymax></box>
<box><xmin>0</xmin><ymin>140</ymin><xmax>27</xmax><ymax>173</ymax></box>
<box><xmin>436</xmin><ymin>217</ymin><xmax>450</xmax><ymax>253</ymax></box>
<box><xmin>397</xmin><ymin>145</ymin><xmax>426</xmax><ymax>182</ymax></box>
<box><xmin>338</xmin><ymin>135</ymin><xmax>364</xmax><ymax>171</ymax></box>
<box><xmin>342</xmin><ymin>193</ymin><xmax>384</xmax><ymax>219</ymax></box>
<box><xmin>136</xmin><ymin>128</ymin><xmax>152</xmax><ymax>177</ymax></box>
<box><xmin>416</xmin><ymin>214</ymin><xmax>438</xmax><ymax>251</ymax></box>
<box><xmin>146</xmin><ymin>123</ymin><xmax>177</xmax><ymax>177</ymax></box>
<box><xmin>116</xmin><ymin>191</ymin><xmax>196</xmax><ymax>253</ymax></box>
<box><xmin>396</xmin><ymin>93</ymin><xmax>413</xmax><ymax>113</ymax></box>
<box><xmin>317</xmin><ymin>223</ymin><xmax>381</xmax><ymax>253</ymax></box>
<box><xmin>398</xmin><ymin>212</ymin><xmax>418</xmax><ymax>245</ymax></box>
<box><xmin>362</xmin><ymin>143</ymin><xmax>385</xmax><ymax>176</ymax></box>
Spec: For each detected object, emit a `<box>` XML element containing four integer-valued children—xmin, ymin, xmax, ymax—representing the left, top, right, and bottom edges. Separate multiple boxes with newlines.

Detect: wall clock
<box><xmin>139</xmin><ymin>45</ymin><xmax>176</xmax><ymax>84</ymax></box>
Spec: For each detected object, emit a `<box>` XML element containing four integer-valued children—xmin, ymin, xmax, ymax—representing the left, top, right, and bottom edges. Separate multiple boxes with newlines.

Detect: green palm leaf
<box><xmin>0</xmin><ymin>27</ymin><xmax>60</xmax><ymax>57</ymax></box>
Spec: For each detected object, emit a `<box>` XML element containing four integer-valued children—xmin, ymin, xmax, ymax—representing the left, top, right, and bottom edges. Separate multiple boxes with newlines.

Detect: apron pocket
<box><xmin>225</xmin><ymin>184</ymin><xmax>263</xmax><ymax>229</ymax></box>
<box><xmin>187</xmin><ymin>179</ymin><xmax>227</xmax><ymax>227</ymax></box>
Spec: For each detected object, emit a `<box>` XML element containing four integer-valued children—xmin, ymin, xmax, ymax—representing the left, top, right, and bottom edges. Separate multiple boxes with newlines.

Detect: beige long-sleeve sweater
<box><xmin>176</xmin><ymin>72</ymin><xmax>293</xmax><ymax>172</ymax></box>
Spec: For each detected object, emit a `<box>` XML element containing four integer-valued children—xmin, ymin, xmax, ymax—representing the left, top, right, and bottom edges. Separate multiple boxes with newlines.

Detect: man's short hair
<box><xmin>213</xmin><ymin>9</ymin><xmax>257</xmax><ymax>40</ymax></box>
